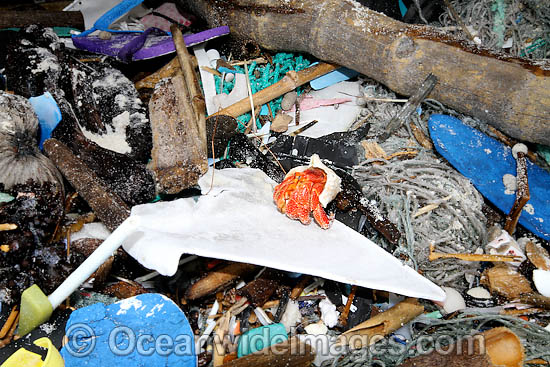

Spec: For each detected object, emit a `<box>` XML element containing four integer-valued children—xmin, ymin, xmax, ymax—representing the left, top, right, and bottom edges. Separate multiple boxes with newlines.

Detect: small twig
<box><xmin>229</xmin><ymin>57</ymin><xmax>267</xmax><ymax>66</ymax></box>
<box><xmin>0</xmin><ymin>306</ymin><xmax>18</xmax><ymax>339</ymax></box>
<box><xmin>442</xmin><ymin>0</ymin><xmax>476</xmax><ymax>42</ymax></box>
<box><xmin>289</xmin><ymin>120</ymin><xmax>318</xmax><ymax>136</ymax></box>
<box><xmin>200</xmin><ymin>66</ymin><xmax>222</xmax><ymax>77</ymax></box>
<box><xmin>429</xmin><ymin>243</ymin><xmax>523</xmax><ymax>262</ymax></box>
<box><xmin>243</xmin><ymin>63</ymin><xmax>257</xmax><ymax>133</ymax></box>
<box><xmin>379</xmin><ymin>73</ymin><xmax>438</xmax><ymax>142</ymax></box>
<box><xmin>204</xmin><ymin>115</ymin><xmax>221</xmax><ymax>196</ymax></box>
<box><xmin>170</xmin><ymin>24</ymin><xmax>207</xmax><ymax>149</ymax></box>
<box><xmin>67</xmin><ymin>228</ymin><xmax>71</xmax><ymax>259</ymax></box>
<box><xmin>338</xmin><ymin>285</ymin><xmax>357</xmax><ymax>327</ymax></box>
<box><xmin>0</xmin><ymin>313</ymin><xmax>19</xmax><ymax>347</ymax></box>
<box><xmin>504</xmin><ymin>150</ymin><xmax>530</xmax><ymax>235</ymax></box>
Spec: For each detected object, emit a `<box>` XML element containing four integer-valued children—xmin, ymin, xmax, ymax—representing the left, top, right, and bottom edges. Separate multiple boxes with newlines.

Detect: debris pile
<box><xmin>1</xmin><ymin>0</ymin><xmax>550</xmax><ymax>366</ymax></box>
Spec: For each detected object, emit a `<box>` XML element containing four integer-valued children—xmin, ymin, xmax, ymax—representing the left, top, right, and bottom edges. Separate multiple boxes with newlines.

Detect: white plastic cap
<box><xmin>512</xmin><ymin>143</ymin><xmax>528</xmax><ymax>159</ymax></box>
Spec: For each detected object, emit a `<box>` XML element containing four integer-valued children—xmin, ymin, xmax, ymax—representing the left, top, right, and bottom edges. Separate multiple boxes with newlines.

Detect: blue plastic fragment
<box><xmin>237</xmin><ymin>323</ymin><xmax>288</xmax><ymax>358</ymax></box>
<box><xmin>310</xmin><ymin>67</ymin><xmax>359</xmax><ymax>90</ymax></box>
<box><xmin>429</xmin><ymin>114</ymin><xmax>550</xmax><ymax>240</ymax></box>
<box><xmin>60</xmin><ymin>293</ymin><xmax>196</xmax><ymax>367</ymax></box>
<box><xmin>28</xmin><ymin>92</ymin><xmax>62</xmax><ymax>150</ymax></box>
<box><xmin>399</xmin><ymin>0</ymin><xmax>408</xmax><ymax>17</ymax></box>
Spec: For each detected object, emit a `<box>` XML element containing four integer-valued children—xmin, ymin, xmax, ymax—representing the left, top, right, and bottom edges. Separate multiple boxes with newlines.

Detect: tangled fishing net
<box><xmin>439</xmin><ymin>0</ymin><xmax>550</xmax><ymax>59</ymax></box>
<box><xmin>352</xmin><ymin>79</ymin><xmax>487</xmax><ymax>291</ymax></box>
<box><xmin>331</xmin><ymin>311</ymin><xmax>550</xmax><ymax>366</ymax></box>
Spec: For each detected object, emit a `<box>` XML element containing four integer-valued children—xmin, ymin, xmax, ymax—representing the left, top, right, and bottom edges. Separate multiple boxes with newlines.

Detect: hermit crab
<box><xmin>273</xmin><ymin>154</ymin><xmax>341</xmax><ymax>229</ymax></box>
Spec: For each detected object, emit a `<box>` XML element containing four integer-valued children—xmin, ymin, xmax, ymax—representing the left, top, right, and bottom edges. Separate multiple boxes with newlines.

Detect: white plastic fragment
<box><xmin>124</xmin><ymin>167</ymin><xmax>446</xmax><ymax>301</ymax></box>
<box><xmin>254</xmin><ymin>307</ymin><xmax>273</xmax><ymax>326</ymax></box>
<box><xmin>441</xmin><ymin>287</ymin><xmax>466</xmax><ymax>314</ymax></box>
<box><xmin>503</xmin><ymin>173</ymin><xmax>517</xmax><ymax>195</ymax></box>
<box><xmin>486</xmin><ymin>230</ymin><xmax>526</xmax><ymax>267</ymax></box>
<box><xmin>304</xmin><ymin>321</ymin><xmax>328</xmax><ymax>335</ymax></box>
<box><xmin>319</xmin><ymin>296</ymin><xmax>340</xmax><ymax>328</ymax></box>
<box><xmin>280</xmin><ymin>300</ymin><xmax>301</xmax><ymax>333</ymax></box>
<box><xmin>193</xmin><ymin>44</ymin><xmax>218</xmax><ymax>115</ymax></box>
<box><xmin>206</xmin><ymin>49</ymin><xmax>221</xmax><ymax>68</ymax></box>
<box><xmin>533</xmin><ymin>269</ymin><xmax>550</xmax><ymax>297</ymax></box>
<box><xmin>213</xmin><ymin>73</ymin><xmax>247</xmax><ymax>110</ymax></box>
<box><xmin>512</xmin><ymin>143</ymin><xmax>528</xmax><ymax>159</ymax></box>
<box><xmin>196</xmin><ymin>300</ymin><xmax>219</xmax><ymax>352</ymax></box>
<box><xmin>70</xmin><ymin>222</ymin><xmax>111</xmax><ymax>242</ymax></box>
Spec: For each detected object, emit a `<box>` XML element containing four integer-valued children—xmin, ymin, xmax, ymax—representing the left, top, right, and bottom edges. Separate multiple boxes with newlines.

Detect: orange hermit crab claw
<box><xmin>272</xmin><ymin>167</ymin><xmax>334</xmax><ymax>229</ymax></box>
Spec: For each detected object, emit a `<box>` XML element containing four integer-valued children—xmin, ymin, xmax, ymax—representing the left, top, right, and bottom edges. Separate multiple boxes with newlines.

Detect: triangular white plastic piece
<box><xmin>124</xmin><ymin>167</ymin><xmax>445</xmax><ymax>301</ymax></box>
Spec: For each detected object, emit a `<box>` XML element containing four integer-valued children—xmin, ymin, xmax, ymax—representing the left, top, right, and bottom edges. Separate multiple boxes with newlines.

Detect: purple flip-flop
<box><xmin>71</xmin><ymin>26</ymin><xmax>230</xmax><ymax>62</ymax></box>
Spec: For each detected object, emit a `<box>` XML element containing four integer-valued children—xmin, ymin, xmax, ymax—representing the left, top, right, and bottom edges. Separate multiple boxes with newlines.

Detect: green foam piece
<box><xmin>18</xmin><ymin>285</ymin><xmax>53</xmax><ymax>337</ymax></box>
<box><xmin>0</xmin><ymin>193</ymin><xmax>14</xmax><ymax>203</ymax></box>
<box><xmin>237</xmin><ymin>323</ymin><xmax>288</xmax><ymax>358</ymax></box>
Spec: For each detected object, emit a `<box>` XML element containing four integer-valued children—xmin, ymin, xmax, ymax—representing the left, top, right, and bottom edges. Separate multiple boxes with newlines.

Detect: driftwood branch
<box><xmin>179</xmin><ymin>0</ymin><xmax>550</xmax><ymax>145</ymax></box>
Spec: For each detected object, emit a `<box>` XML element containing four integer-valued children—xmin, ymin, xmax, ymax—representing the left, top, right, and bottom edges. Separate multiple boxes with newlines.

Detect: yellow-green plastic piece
<box><xmin>1</xmin><ymin>337</ymin><xmax>64</xmax><ymax>367</ymax></box>
<box><xmin>18</xmin><ymin>285</ymin><xmax>53</xmax><ymax>337</ymax></box>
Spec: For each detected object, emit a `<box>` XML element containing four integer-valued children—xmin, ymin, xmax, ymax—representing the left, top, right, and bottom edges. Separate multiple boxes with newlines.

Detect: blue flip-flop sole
<box><xmin>429</xmin><ymin>114</ymin><xmax>550</xmax><ymax>240</ymax></box>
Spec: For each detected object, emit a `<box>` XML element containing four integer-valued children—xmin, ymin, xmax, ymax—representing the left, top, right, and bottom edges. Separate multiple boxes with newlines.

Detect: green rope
<box><xmin>491</xmin><ymin>0</ymin><xmax>507</xmax><ymax>48</ymax></box>
<box><xmin>214</xmin><ymin>52</ymin><xmax>313</xmax><ymax>131</ymax></box>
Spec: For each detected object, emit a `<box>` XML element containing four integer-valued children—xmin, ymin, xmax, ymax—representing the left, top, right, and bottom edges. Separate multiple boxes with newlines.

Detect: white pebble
<box><xmin>224</xmin><ymin>73</ymin><xmax>235</xmax><ymax>83</ymax></box>
<box><xmin>281</xmin><ymin>91</ymin><xmax>298</xmax><ymax>111</ymax></box>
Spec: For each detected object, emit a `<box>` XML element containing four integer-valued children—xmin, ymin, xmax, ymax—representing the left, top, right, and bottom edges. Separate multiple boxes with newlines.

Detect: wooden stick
<box><xmin>0</xmin><ymin>313</ymin><xmax>19</xmax><ymax>348</ymax></box>
<box><xmin>170</xmin><ymin>24</ymin><xmax>207</xmax><ymax>148</ymax></box>
<box><xmin>0</xmin><ymin>307</ymin><xmax>18</xmax><ymax>339</ymax></box>
<box><xmin>487</xmin><ymin>126</ymin><xmax>538</xmax><ymax>162</ymax></box>
<box><xmin>336</xmin><ymin>298</ymin><xmax>423</xmax><ymax>348</ymax></box>
<box><xmin>290</xmin><ymin>275</ymin><xmax>312</xmax><ymax>300</ymax></box>
<box><xmin>211</xmin><ymin>62</ymin><xmax>339</xmax><ymax>118</ymax></box>
<box><xmin>519</xmin><ymin>293</ymin><xmax>550</xmax><ymax>310</ymax></box>
<box><xmin>504</xmin><ymin>151</ymin><xmax>530</xmax><ymax>235</ymax></box>
<box><xmin>230</xmin><ymin>58</ymin><xmax>268</xmax><ymax>66</ymax></box>
<box><xmin>0</xmin><ymin>224</ymin><xmax>17</xmax><ymax>231</ymax></box>
<box><xmin>338</xmin><ymin>285</ymin><xmax>357</xmax><ymax>327</ymax></box>
<box><xmin>243</xmin><ymin>63</ymin><xmax>257</xmax><ymax>133</ymax></box>
<box><xmin>43</xmin><ymin>139</ymin><xmax>130</xmax><ymax>232</ymax></box>
<box><xmin>185</xmin><ymin>263</ymin><xmax>259</xmax><ymax>300</ymax></box>
<box><xmin>429</xmin><ymin>243</ymin><xmax>523</xmax><ymax>262</ymax></box>
<box><xmin>135</xmin><ymin>57</ymin><xmax>180</xmax><ymax>90</ymax></box>
<box><xmin>500</xmin><ymin>308</ymin><xmax>546</xmax><ymax>316</ymax></box>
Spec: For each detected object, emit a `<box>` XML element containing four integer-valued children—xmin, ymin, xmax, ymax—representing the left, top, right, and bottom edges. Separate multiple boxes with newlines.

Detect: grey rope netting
<box><xmin>330</xmin><ymin>311</ymin><xmax>550</xmax><ymax>366</ymax></box>
<box><xmin>351</xmin><ymin>79</ymin><xmax>487</xmax><ymax>291</ymax></box>
<box><xmin>438</xmin><ymin>0</ymin><xmax>550</xmax><ymax>59</ymax></box>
